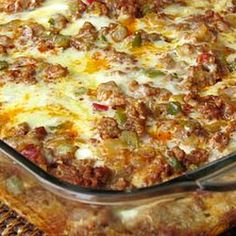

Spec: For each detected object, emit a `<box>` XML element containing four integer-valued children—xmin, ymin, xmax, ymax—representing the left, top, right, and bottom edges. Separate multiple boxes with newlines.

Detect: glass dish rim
<box><xmin>1</xmin><ymin>140</ymin><xmax>236</xmax><ymax>204</ymax></box>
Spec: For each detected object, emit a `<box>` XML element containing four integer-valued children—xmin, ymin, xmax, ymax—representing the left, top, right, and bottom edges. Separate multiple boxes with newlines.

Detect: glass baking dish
<box><xmin>0</xmin><ymin>139</ymin><xmax>236</xmax><ymax>235</ymax></box>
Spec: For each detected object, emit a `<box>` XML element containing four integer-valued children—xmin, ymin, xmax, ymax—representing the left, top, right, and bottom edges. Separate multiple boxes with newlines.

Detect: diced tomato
<box><xmin>93</xmin><ymin>103</ymin><xmax>109</xmax><ymax>111</ymax></box>
<box><xmin>34</xmin><ymin>126</ymin><xmax>47</xmax><ymax>140</ymax></box>
<box><xmin>21</xmin><ymin>144</ymin><xmax>39</xmax><ymax>160</ymax></box>
<box><xmin>21</xmin><ymin>144</ymin><xmax>47</xmax><ymax>167</ymax></box>
<box><xmin>87</xmin><ymin>0</ymin><xmax>95</xmax><ymax>4</ymax></box>
<box><xmin>198</xmin><ymin>53</ymin><xmax>211</xmax><ymax>63</ymax></box>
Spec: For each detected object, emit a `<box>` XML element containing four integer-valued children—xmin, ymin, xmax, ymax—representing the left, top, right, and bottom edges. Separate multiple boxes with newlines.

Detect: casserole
<box><xmin>1</xmin><ymin>142</ymin><xmax>236</xmax><ymax>235</ymax></box>
<box><xmin>0</xmin><ymin>0</ymin><xmax>236</xmax><ymax>235</ymax></box>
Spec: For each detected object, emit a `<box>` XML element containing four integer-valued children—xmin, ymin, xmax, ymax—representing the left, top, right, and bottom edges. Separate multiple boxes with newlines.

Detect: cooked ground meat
<box><xmin>189</xmin><ymin>10</ymin><xmax>230</xmax><ymax>32</ymax></box>
<box><xmin>69</xmin><ymin>0</ymin><xmax>87</xmax><ymax>19</ymax></box>
<box><xmin>186</xmin><ymin>65</ymin><xmax>222</xmax><ymax>92</ymax></box>
<box><xmin>186</xmin><ymin>22</ymin><xmax>217</xmax><ymax>43</ymax></box>
<box><xmin>38</xmin><ymin>34</ymin><xmax>71</xmax><ymax>52</ymax></box>
<box><xmin>100</xmin><ymin>0</ymin><xmax>141</xmax><ymax>18</ymax></box>
<box><xmin>42</xmin><ymin>63</ymin><xmax>68</xmax><ymax>81</ymax></box>
<box><xmin>5</xmin><ymin>64</ymin><xmax>36</xmax><ymax>83</ymax></box>
<box><xmin>70</xmin><ymin>22</ymin><xmax>98</xmax><ymax>51</ymax></box>
<box><xmin>7</xmin><ymin>122</ymin><xmax>30</xmax><ymax>137</ymax></box>
<box><xmin>133</xmin><ymin>157</ymin><xmax>172</xmax><ymax>187</ymax></box>
<box><xmin>169</xmin><ymin>146</ymin><xmax>209</xmax><ymax>167</ymax></box>
<box><xmin>89</xmin><ymin>1</ymin><xmax>109</xmax><ymax>16</ymax></box>
<box><xmin>125</xmin><ymin>99</ymin><xmax>148</xmax><ymax>136</ymax></box>
<box><xmin>37</xmin><ymin>38</ymin><xmax>55</xmax><ymax>52</ymax></box>
<box><xmin>49</xmin><ymin>163</ymin><xmax>80</xmax><ymax>185</ymax></box>
<box><xmin>99</xmin><ymin>0</ymin><xmax>181</xmax><ymax>18</ymax></box>
<box><xmin>0</xmin><ymin>0</ymin><xmax>44</xmax><ymax>13</ymax></box>
<box><xmin>13</xmin><ymin>56</ymin><xmax>38</xmax><ymax>67</ymax></box>
<box><xmin>77</xmin><ymin>165</ymin><xmax>111</xmax><ymax>188</ymax></box>
<box><xmin>125</xmin><ymin>118</ymin><xmax>145</xmax><ymax>136</ymax></box>
<box><xmin>170</xmin><ymin>146</ymin><xmax>186</xmax><ymax>161</ymax></box>
<box><xmin>49</xmin><ymin>164</ymin><xmax>111</xmax><ymax>188</ymax></box>
<box><xmin>48</xmin><ymin>14</ymin><xmax>68</xmax><ymax>33</ymax></box>
<box><xmin>211</xmin><ymin>132</ymin><xmax>230</xmax><ymax>151</ymax></box>
<box><xmin>96</xmin><ymin>81</ymin><xmax>126</xmax><ymax>107</ymax></box>
<box><xmin>199</xmin><ymin>98</ymin><xmax>223</xmax><ymax>120</ymax></box>
<box><xmin>107</xmin><ymin>48</ymin><xmax>137</xmax><ymax>65</ymax></box>
<box><xmin>98</xmin><ymin>117</ymin><xmax>121</xmax><ymax>139</ymax></box>
<box><xmin>29</xmin><ymin>127</ymin><xmax>48</xmax><ymax>140</ymax></box>
<box><xmin>159</xmin><ymin>54</ymin><xmax>176</xmax><ymax>70</ymax></box>
<box><xmin>0</xmin><ymin>35</ymin><xmax>14</xmax><ymax>53</ymax></box>
<box><xmin>198</xmin><ymin>95</ymin><xmax>235</xmax><ymax>120</ymax></box>
<box><xmin>14</xmin><ymin>22</ymin><xmax>46</xmax><ymax>45</ymax></box>
<box><xmin>186</xmin><ymin>149</ymin><xmax>209</xmax><ymax>165</ymax></box>
<box><xmin>129</xmin><ymin>81</ymin><xmax>161</xmax><ymax>97</ymax></box>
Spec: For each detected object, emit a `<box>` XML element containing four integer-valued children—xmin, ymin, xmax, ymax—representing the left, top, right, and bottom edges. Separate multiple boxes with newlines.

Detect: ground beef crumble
<box><xmin>70</xmin><ymin>22</ymin><xmax>98</xmax><ymax>51</ymax></box>
<box><xmin>97</xmin><ymin>117</ymin><xmax>121</xmax><ymax>139</ymax></box>
<box><xmin>0</xmin><ymin>0</ymin><xmax>44</xmax><ymax>13</ymax></box>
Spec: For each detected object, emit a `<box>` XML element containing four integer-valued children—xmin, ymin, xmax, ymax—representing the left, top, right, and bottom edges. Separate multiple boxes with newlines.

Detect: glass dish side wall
<box><xmin>1</xmin><ymin>151</ymin><xmax>236</xmax><ymax>235</ymax></box>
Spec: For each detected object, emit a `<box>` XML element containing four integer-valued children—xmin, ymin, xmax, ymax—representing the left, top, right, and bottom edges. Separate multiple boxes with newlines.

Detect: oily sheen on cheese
<box><xmin>0</xmin><ymin>0</ymin><xmax>236</xmax><ymax>190</ymax></box>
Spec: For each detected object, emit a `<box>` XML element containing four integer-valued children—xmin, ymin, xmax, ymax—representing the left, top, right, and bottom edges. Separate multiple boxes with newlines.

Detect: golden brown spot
<box><xmin>84</xmin><ymin>53</ymin><xmax>109</xmax><ymax>74</ymax></box>
<box><xmin>120</xmin><ymin>17</ymin><xmax>137</xmax><ymax>34</ymax></box>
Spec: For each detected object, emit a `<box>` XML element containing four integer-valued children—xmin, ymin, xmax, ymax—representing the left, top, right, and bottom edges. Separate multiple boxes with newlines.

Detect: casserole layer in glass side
<box><xmin>0</xmin><ymin>0</ymin><xmax>236</xmax><ymax>235</ymax></box>
<box><xmin>1</xmin><ymin>143</ymin><xmax>236</xmax><ymax>235</ymax></box>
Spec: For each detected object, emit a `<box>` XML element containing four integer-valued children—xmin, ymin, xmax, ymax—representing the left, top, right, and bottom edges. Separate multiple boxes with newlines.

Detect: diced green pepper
<box><xmin>145</xmin><ymin>69</ymin><xmax>165</xmax><ymax>78</ymax></box>
<box><xmin>132</xmin><ymin>33</ymin><xmax>142</xmax><ymax>48</ymax></box>
<box><xmin>115</xmin><ymin>109</ymin><xmax>127</xmax><ymax>125</ymax></box>
<box><xmin>120</xmin><ymin>131</ymin><xmax>139</xmax><ymax>149</ymax></box>
<box><xmin>48</xmin><ymin>18</ymin><xmax>55</xmax><ymax>26</ymax></box>
<box><xmin>172</xmin><ymin>73</ymin><xmax>179</xmax><ymax>79</ymax></box>
<box><xmin>54</xmin><ymin>35</ymin><xmax>70</xmax><ymax>48</ymax></box>
<box><xmin>48</xmin><ymin>126</ymin><xmax>58</xmax><ymax>131</ymax></box>
<box><xmin>6</xmin><ymin>176</ymin><xmax>24</xmax><ymax>196</ymax></box>
<box><xmin>75</xmin><ymin>87</ymin><xmax>88</xmax><ymax>96</ymax></box>
<box><xmin>167</xmin><ymin>101</ymin><xmax>182</xmax><ymax>115</ymax></box>
<box><xmin>0</xmin><ymin>60</ymin><xmax>8</xmax><ymax>70</ymax></box>
<box><xmin>101</xmin><ymin>35</ymin><xmax>108</xmax><ymax>42</ymax></box>
<box><xmin>142</xmin><ymin>4</ymin><xmax>152</xmax><ymax>15</ymax></box>
<box><xmin>168</xmin><ymin>157</ymin><xmax>183</xmax><ymax>171</ymax></box>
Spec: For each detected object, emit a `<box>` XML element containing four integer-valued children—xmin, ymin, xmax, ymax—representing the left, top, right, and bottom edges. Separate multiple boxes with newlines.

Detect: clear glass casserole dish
<box><xmin>1</xmin><ymin>140</ymin><xmax>236</xmax><ymax>235</ymax></box>
<box><xmin>0</xmin><ymin>0</ymin><xmax>236</xmax><ymax>235</ymax></box>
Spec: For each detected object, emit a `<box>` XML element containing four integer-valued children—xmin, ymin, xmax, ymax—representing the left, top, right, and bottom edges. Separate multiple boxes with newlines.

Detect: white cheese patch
<box><xmin>75</xmin><ymin>146</ymin><xmax>94</xmax><ymax>160</ymax></box>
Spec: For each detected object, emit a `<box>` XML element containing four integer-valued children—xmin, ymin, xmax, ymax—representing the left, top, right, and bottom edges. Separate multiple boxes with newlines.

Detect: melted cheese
<box><xmin>0</xmin><ymin>0</ymin><xmax>69</xmax><ymax>26</ymax></box>
<box><xmin>0</xmin><ymin>0</ymin><xmax>235</xmax><ymax>189</ymax></box>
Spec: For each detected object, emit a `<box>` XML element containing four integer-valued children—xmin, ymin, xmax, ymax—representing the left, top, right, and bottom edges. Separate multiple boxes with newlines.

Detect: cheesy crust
<box><xmin>0</xmin><ymin>0</ymin><xmax>236</xmax><ymax>190</ymax></box>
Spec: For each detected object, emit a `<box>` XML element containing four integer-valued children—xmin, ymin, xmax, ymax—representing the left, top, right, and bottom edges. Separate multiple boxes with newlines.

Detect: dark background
<box><xmin>221</xmin><ymin>227</ymin><xmax>236</xmax><ymax>235</ymax></box>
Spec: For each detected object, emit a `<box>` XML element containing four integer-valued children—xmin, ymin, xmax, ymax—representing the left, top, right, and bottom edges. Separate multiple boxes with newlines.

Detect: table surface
<box><xmin>0</xmin><ymin>200</ymin><xmax>43</xmax><ymax>235</ymax></box>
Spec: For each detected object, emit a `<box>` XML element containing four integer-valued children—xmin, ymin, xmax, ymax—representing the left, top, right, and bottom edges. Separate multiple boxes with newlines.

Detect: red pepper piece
<box><xmin>198</xmin><ymin>53</ymin><xmax>211</xmax><ymax>63</ymax></box>
<box><xmin>93</xmin><ymin>103</ymin><xmax>109</xmax><ymax>111</ymax></box>
<box><xmin>21</xmin><ymin>144</ymin><xmax>46</xmax><ymax>166</ymax></box>
<box><xmin>87</xmin><ymin>0</ymin><xmax>95</xmax><ymax>4</ymax></box>
<box><xmin>21</xmin><ymin>144</ymin><xmax>39</xmax><ymax>160</ymax></box>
